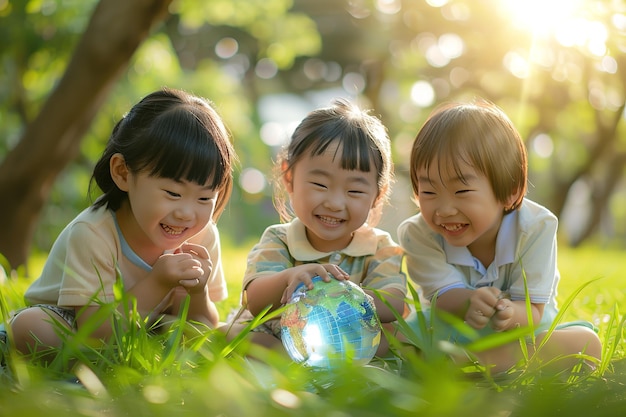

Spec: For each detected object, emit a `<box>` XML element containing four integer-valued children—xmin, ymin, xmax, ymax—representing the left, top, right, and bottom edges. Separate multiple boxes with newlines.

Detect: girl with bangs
<box><xmin>398</xmin><ymin>99</ymin><xmax>601</xmax><ymax>373</ymax></box>
<box><xmin>224</xmin><ymin>99</ymin><xmax>407</xmax><ymax>358</ymax></box>
<box><xmin>9</xmin><ymin>88</ymin><xmax>236</xmax><ymax>360</ymax></box>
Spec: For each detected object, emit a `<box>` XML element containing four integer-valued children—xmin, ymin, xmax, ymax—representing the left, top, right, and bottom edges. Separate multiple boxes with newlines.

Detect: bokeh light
<box><xmin>410</xmin><ymin>81</ymin><xmax>435</xmax><ymax>107</ymax></box>
<box><xmin>532</xmin><ymin>133</ymin><xmax>554</xmax><ymax>158</ymax></box>
<box><xmin>342</xmin><ymin>72</ymin><xmax>366</xmax><ymax>95</ymax></box>
<box><xmin>239</xmin><ymin>168</ymin><xmax>267</xmax><ymax>195</ymax></box>
<box><xmin>215</xmin><ymin>37</ymin><xmax>238</xmax><ymax>59</ymax></box>
<box><xmin>260</xmin><ymin>122</ymin><xmax>289</xmax><ymax>147</ymax></box>
<box><xmin>256</xmin><ymin>58</ymin><xmax>278</xmax><ymax>79</ymax></box>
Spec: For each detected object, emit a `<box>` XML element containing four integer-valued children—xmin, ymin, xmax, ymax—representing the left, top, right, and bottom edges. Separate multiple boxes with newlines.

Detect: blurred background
<box><xmin>1</xmin><ymin>0</ymin><xmax>625</xmax><ymax>270</ymax></box>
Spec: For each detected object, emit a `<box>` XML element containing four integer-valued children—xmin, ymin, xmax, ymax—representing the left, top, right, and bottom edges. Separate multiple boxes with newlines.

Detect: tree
<box><xmin>0</xmin><ymin>0</ymin><xmax>173</xmax><ymax>269</ymax></box>
<box><xmin>2</xmin><ymin>0</ymin><xmax>625</xmax><ymax>271</ymax></box>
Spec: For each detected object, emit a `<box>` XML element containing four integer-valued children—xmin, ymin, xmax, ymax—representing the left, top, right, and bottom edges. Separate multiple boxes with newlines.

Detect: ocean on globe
<box><xmin>280</xmin><ymin>276</ymin><xmax>381</xmax><ymax>368</ymax></box>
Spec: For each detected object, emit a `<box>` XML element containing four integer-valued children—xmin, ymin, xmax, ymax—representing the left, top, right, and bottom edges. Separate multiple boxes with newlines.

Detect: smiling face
<box><xmin>409</xmin><ymin>101</ymin><xmax>529</xmax><ymax>266</ymax></box>
<box><xmin>416</xmin><ymin>157</ymin><xmax>517</xmax><ymax>266</ymax></box>
<box><xmin>284</xmin><ymin>143</ymin><xmax>379</xmax><ymax>253</ymax></box>
<box><xmin>110</xmin><ymin>154</ymin><xmax>217</xmax><ymax>265</ymax></box>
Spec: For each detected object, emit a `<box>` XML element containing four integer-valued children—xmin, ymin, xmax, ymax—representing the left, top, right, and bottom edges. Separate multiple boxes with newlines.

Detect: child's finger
<box><xmin>178</xmin><ymin>277</ymin><xmax>201</xmax><ymax>288</ymax></box>
<box><xmin>326</xmin><ymin>265</ymin><xmax>349</xmax><ymax>280</ymax></box>
<box><xmin>177</xmin><ymin>242</ymin><xmax>210</xmax><ymax>259</ymax></box>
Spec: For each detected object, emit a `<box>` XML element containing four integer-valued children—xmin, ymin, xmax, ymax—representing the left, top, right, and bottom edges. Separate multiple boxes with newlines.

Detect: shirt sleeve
<box><xmin>360</xmin><ymin>231</ymin><xmax>407</xmax><ymax>296</ymax></box>
<box><xmin>242</xmin><ymin>225</ymin><xmax>293</xmax><ymax>290</ymax></box>
<box><xmin>56</xmin><ymin>221</ymin><xmax>119</xmax><ymax>306</ymax></box>
<box><xmin>508</xmin><ymin>208</ymin><xmax>559</xmax><ymax>304</ymax></box>
<box><xmin>397</xmin><ymin>214</ymin><xmax>467</xmax><ymax>300</ymax></box>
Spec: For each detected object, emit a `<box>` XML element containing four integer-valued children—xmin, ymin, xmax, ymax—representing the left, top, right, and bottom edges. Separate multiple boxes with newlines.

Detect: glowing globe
<box><xmin>280</xmin><ymin>276</ymin><xmax>381</xmax><ymax>368</ymax></box>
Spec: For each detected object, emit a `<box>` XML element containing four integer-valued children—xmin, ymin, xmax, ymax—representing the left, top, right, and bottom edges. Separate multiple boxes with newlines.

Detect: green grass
<box><xmin>1</xmin><ymin>243</ymin><xmax>626</xmax><ymax>416</ymax></box>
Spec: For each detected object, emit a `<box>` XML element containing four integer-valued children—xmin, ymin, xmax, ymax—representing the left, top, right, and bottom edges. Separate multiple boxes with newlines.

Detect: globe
<box><xmin>280</xmin><ymin>276</ymin><xmax>381</xmax><ymax>368</ymax></box>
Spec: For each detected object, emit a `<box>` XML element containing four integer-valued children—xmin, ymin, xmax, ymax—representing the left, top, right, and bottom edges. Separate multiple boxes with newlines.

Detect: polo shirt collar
<box><xmin>286</xmin><ymin>218</ymin><xmax>378</xmax><ymax>261</ymax></box>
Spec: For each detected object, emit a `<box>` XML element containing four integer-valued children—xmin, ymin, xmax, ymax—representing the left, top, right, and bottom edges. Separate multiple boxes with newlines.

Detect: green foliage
<box><xmin>3</xmin><ymin>0</ymin><xmax>626</xmax><ymax>255</ymax></box>
<box><xmin>177</xmin><ymin>0</ymin><xmax>321</xmax><ymax>69</ymax></box>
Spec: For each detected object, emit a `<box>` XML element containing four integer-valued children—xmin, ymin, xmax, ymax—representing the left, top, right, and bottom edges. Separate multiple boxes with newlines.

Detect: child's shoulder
<box><xmin>44</xmin><ymin>206</ymin><xmax>118</xmax><ymax>261</ymax></box>
<box><xmin>63</xmin><ymin>205</ymin><xmax>111</xmax><ymax>229</ymax></box>
<box><xmin>369</xmin><ymin>225</ymin><xmax>396</xmax><ymax>239</ymax></box>
<box><xmin>519</xmin><ymin>198</ymin><xmax>557</xmax><ymax>224</ymax></box>
<box><xmin>397</xmin><ymin>212</ymin><xmax>431</xmax><ymax>235</ymax></box>
<box><xmin>359</xmin><ymin>225</ymin><xmax>404</xmax><ymax>251</ymax></box>
<box><xmin>264</xmin><ymin>221</ymin><xmax>291</xmax><ymax>235</ymax></box>
<box><xmin>258</xmin><ymin>221</ymin><xmax>292</xmax><ymax>243</ymax></box>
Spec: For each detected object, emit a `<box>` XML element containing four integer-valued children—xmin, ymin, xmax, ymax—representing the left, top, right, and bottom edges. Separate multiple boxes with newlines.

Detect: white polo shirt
<box><xmin>397</xmin><ymin>198</ymin><xmax>559</xmax><ymax>328</ymax></box>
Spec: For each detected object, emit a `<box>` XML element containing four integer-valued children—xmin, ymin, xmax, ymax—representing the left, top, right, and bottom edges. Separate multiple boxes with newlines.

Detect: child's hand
<box><xmin>152</xmin><ymin>243</ymin><xmax>210</xmax><ymax>292</ymax></box>
<box><xmin>490</xmin><ymin>294</ymin><xmax>514</xmax><ymax>332</ymax></box>
<box><xmin>464</xmin><ymin>287</ymin><xmax>501</xmax><ymax>330</ymax></box>
<box><xmin>280</xmin><ymin>263</ymin><xmax>349</xmax><ymax>304</ymax></box>
<box><xmin>174</xmin><ymin>242</ymin><xmax>212</xmax><ymax>294</ymax></box>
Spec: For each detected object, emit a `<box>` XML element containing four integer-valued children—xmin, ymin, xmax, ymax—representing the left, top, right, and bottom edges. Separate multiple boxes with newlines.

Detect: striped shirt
<box><xmin>243</xmin><ymin>218</ymin><xmax>407</xmax><ymax>295</ymax></box>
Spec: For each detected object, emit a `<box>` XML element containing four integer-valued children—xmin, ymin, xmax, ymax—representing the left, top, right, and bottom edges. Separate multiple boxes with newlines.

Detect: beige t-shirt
<box><xmin>25</xmin><ymin>205</ymin><xmax>227</xmax><ymax>307</ymax></box>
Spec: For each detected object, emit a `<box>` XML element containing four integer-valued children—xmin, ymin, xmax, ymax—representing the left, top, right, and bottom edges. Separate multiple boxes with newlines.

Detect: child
<box><xmin>225</xmin><ymin>98</ymin><xmax>407</xmax><ymax>357</ymax></box>
<box><xmin>9</xmin><ymin>88</ymin><xmax>236</xmax><ymax>359</ymax></box>
<box><xmin>397</xmin><ymin>99</ymin><xmax>602</xmax><ymax>373</ymax></box>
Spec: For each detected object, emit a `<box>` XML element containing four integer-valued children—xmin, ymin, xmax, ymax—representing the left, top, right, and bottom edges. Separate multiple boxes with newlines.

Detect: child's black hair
<box><xmin>89</xmin><ymin>88</ymin><xmax>235</xmax><ymax>220</ymax></box>
<box><xmin>275</xmin><ymin>98</ymin><xmax>393</xmax><ymax>224</ymax></box>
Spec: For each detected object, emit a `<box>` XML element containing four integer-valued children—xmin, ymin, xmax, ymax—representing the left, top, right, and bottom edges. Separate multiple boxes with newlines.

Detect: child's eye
<box><xmin>199</xmin><ymin>196</ymin><xmax>215</xmax><ymax>203</ymax></box>
<box><xmin>456</xmin><ymin>189</ymin><xmax>471</xmax><ymax>194</ymax></box>
<box><xmin>165</xmin><ymin>190</ymin><xmax>181</xmax><ymax>198</ymax></box>
<box><xmin>348</xmin><ymin>190</ymin><xmax>366</xmax><ymax>195</ymax></box>
<box><xmin>310</xmin><ymin>182</ymin><xmax>327</xmax><ymax>189</ymax></box>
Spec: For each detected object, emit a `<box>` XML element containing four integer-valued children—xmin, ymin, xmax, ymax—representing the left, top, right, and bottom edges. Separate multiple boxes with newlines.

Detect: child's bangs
<box><xmin>339</xmin><ymin>131</ymin><xmax>380</xmax><ymax>172</ymax></box>
<box><xmin>310</xmin><ymin>132</ymin><xmax>377</xmax><ymax>173</ymax></box>
<box><xmin>145</xmin><ymin>112</ymin><xmax>228</xmax><ymax>190</ymax></box>
<box><xmin>416</xmin><ymin>122</ymin><xmax>479</xmax><ymax>184</ymax></box>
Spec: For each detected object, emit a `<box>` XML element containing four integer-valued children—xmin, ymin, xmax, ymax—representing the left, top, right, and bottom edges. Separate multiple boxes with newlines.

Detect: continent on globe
<box><xmin>280</xmin><ymin>276</ymin><xmax>381</xmax><ymax>368</ymax></box>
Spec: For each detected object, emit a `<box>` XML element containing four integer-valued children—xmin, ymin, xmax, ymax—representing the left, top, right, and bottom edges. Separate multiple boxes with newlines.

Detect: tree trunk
<box><xmin>570</xmin><ymin>152</ymin><xmax>626</xmax><ymax>247</ymax></box>
<box><xmin>0</xmin><ymin>0</ymin><xmax>172</xmax><ymax>270</ymax></box>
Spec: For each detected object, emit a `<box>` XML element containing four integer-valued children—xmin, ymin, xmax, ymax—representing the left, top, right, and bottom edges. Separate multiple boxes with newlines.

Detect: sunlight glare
<box><xmin>502</xmin><ymin>0</ymin><xmax>609</xmax><ymax>56</ymax></box>
<box><xmin>302</xmin><ymin>324</ymin><xmax>326</xmax><ymax>364</ymax></box>
<box><xmin>502</xmin><ymin>0</ymin><xmax>583</xmax><ymax>37</ymax></box>
<box><xmin>410</xmin><ymin>81</ymin><xmax>435</xmax><ymax>107</ymax></box>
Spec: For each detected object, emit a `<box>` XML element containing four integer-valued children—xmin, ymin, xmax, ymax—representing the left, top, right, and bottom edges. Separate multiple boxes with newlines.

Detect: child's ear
<box><xmin>281</xmin><ymin>161</ymin><xmax>294</xmax><ymax>193</ymax></box>
<box><xmin>110</xmin><ymin>153</ymin><xmax>130</xmax><ymax>192</ymax></box>
<box><xmin>373</xmin><ymin>185</ymin><xmax>388</xmax><ymax>208</ymax></box>
<box><xmin>505</xmin><ymin>188</ymin><xmax>523</xmax><ymax>211</ymax></box>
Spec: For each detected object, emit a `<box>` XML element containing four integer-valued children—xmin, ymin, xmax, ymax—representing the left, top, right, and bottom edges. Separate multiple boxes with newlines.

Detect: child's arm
<box><xmin>164</xmin><ymin>286</ymin><xmax>219</xmax><ymax>329</ymax></box>
<box><xmin>245</xmin><ymin>263</ymin><xmax>349</xmax><ymax>315</ymax></box>
<box><xmin>75</xmin><ymin>251</ymin><xmax>207</xmax><ymax>338</ymax></box>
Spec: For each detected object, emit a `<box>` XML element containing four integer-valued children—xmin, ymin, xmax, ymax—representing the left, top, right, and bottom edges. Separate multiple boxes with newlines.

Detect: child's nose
<box><xmin>435</xmin><ymin>204</ymin><xmax>457</xmax><ymax>217</ymax></box>
<box><xmin>323</xmin><ymin>192</ymin><xmax>345</xmax><ymax>211</ymax></box>
<box><xmin>174</xmin><ymin>206</ymin><xmax>194</xmax><ymax>221</ymax></box>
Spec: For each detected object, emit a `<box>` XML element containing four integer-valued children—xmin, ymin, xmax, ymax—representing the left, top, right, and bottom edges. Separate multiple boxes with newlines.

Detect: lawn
<box><xmin>1</xmin><ymin>242</ymin><xmax>625</xmax><ymax>416</ymax></box>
